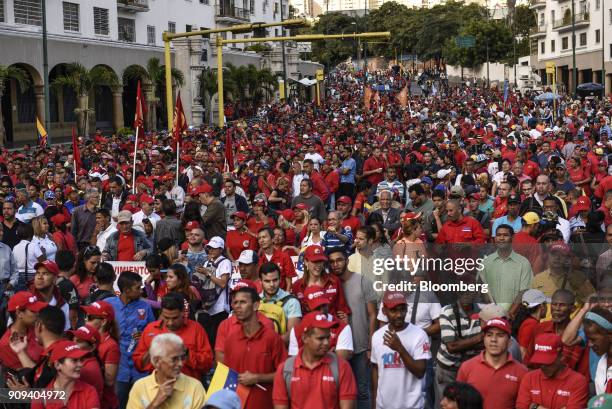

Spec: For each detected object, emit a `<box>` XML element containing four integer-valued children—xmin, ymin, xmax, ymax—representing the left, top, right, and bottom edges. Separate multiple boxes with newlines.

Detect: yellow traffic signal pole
<box><xmin>162</xmin><ymin>19</ymin><xmax>308</xmax><ymax>131</ymax></box>
<box><xmin>215</xmin><ymin>31</ymin><xmax>391</xmax><ymax>127</ymax></box>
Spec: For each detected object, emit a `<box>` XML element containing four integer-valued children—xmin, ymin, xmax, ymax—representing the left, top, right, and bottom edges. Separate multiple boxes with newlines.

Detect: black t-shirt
<box><xmin>2</xmin><ymin>220</ymin><xmax>22</xmax><ymax>249</ymax></box>
<box><xmin>56</xmin><ymin>277</ymin><xmax>80</xmax><ymax>310</ymax></box>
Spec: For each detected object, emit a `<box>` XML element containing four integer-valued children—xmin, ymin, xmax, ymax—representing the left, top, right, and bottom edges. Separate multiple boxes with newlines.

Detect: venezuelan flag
<box><xmin>207</xmin><ymin>362</ymin><xmax>250</xmax><ymax>408</ymax></box>
<box><xmin>36</xmin><ymin>117</ymin><xmax>47</xmax><ymax>147</ymax></box>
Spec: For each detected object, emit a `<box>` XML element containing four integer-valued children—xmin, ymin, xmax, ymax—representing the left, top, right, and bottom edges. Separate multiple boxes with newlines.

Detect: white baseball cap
<box><xmin>207</xmin><ymin>236</ymin><xmax>225</xmax><ymax>249</ymax></box>
<box><xmin>237</xmin><ymin>250</ymin><xmax>258</xmax><ymax>264</ymax></box>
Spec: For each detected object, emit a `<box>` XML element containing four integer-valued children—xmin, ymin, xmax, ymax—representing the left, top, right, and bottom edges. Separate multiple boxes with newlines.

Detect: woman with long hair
<box><xmin>71</xmin><ymin>246</ymin><xmax>102</xmax><ymax>299</ymax></box>
<box><xmin>268</xmin><ymin>177</ymin><xmax>291</xmax><ymax>211</ymax></box>
<box><xmin>31</xmin><ymin>215</ymin><xmax>58</xmax><ymax>263</ymax></box>
<box><xmin>157</xmin><ymin>238</ymin><xmax>179</xmax><ymax>265</ymax></box>
<box><xmin>513</xmin><ymin>289</ymin><xmax>548</xmax><ymax>359</ymax></box>
<box><xmin>300</xmin><ymin>217</ymin><xmax>326</xmax><ymax>248</ymax></box>
<box><xmin>393</xmin><ymin>213</ymin><xmax>426</xmax><ymax>274</ymax></box>
<box><xmin>441</xmin><ymin>382</ymin><xmax>483</xmax><ymax>409</ymax></box>
<box><xmin>82</xmin><ymin>300</ymin><xmax>120</xmax><ymax>409</ymax></box>
<box><xmin>291</xmin><ymin>245</ymin><xmax>350</xmax><ymax>320</ymax></box>
<box><xmin>567</xmin><ymin>156</ymin><xmax>592</xmax><ymax>196</ymax></box>
<box><xmin>158</xmin><ymin>263</ymin><xmax>200</xmax><ymax>319</ymax></box>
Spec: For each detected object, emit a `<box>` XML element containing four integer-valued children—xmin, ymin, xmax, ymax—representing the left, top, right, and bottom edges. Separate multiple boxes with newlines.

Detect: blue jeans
<box><xmin>116</xmin><ymin>380</ymin><xmax>133</xmax><ymax>409</ymax></box>
<box><xmin>350</xmin><ymin>351</ymin><xmax>371</xmax><ymax>409</ymax></box>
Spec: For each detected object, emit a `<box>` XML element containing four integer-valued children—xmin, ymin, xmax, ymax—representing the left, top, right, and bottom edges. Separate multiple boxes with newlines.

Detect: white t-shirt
<box><xmin>206</xmin><ymin>256</ymin><xmax>233</xmax><ymax>315</ymax></box>
<box><xmin>305</xmin><ymin>152</ymin><xmax>325</xmax><ymax>170</ymax></box>
<box><xmin>97</xmin><ymin>224</ymin><xmax>117</xmax><ymax>253</ymax></box>
<box><xmin>31</xmin><ymin>235</ymin><xmax>57</xmax><ymax>262</ymax></box>
<box><xmin>132</xmin><ymin>210</ymin><xmax>161</xmax><ymax>233</ymax></box>
<box><xmin>288</xmin><ymin>313</ymin><xmax>353</xmax><ymax>356</ymax></box>
<box><xmin>371</xmin><ymin>323</ymin><xmax>431</xmax><ymax>409</ymax></box>
<box><xmin>377</xmin><ymin>291</ymin><xmax>441</xmax><ymax>332</ymax></box>
<box><xmin>595</xmin><ymin>353</ymin><xmax>611</xmax><ymax>395</ymax></box>
<box><xmin>13</xmin><ymin>240</ymin><xmax>37</xmax><ymax>274</ymax></box>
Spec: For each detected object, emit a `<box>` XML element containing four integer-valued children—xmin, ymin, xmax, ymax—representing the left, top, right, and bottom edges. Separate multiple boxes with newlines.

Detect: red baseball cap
<box><xmin>80</xmin><ymin>300</ymin><xmax>115</xmax><ymax>321</ymax></box>
<box><xmin>49</xmin><ymin>340</ymin><xmax>89</xmax><ymax>363</ymax></box>
<box><xmin>304</xmin><ymin>245</ymin><xmax>328</xmax><ymax>262</ymax></box>
<box><xmin>481</xmin><ymin>318</ymin><xmax>511</xmax><ymax>335</ymax></box>
<box><xmin>337</xmin><ymin>196</ymin><xmax>352</xmax><ymax>204</ymax></box>
<box><xmin>402</xmin><ymin>212</ymin><xmax>422</xmax><ymax>221</ymax></box>
<box><xmin>190</xmin><ymin>184</ymin><xmax>212</xmax><ymax>196</ymax></box>
<box><xmin>572</xmin><ymin>196</ymin><xmax>591</xmax><ymax>213</ymax></box>
<box><xmin>549</xmin><ymin>242</ymin><xmax>571</xmax><ymax>255</ymax></box>
<box><xmin>140</xmin><ymin>194</ymin><xmax>154</xmax><ymax>205</ymax></box>
<box><xmin>303</xmin><ymin>285</ymin><xmax>330</xmax><ymax>310</ymax></box>
<box><xmin>34</xmin><ymin>260</ymin><xmax>60</xmax><ymax>276</ymax></box>
<box><xmin>231</xmin><ymin>279</ymin><xmax>257</xmax><ymax>292</ymax></box>
<box><xmin>279</xmin><ymin>209</ymin><xmax>295</xmax><ymax>222</ymax></box>
<box><xmin>301</xmin><ymin>311</ymin><xmax>338</xmax><ymax>332</ymax></box>
<box><xmin>530</xmin><ymin>333</ymin><xmax>563</xmax><ymax>365</ymax></box>
<box><xmin>293</xmin><ymin>203</ymin><xmax>310</xmax><ymax>211</ymax></box>
<box><xmin>185</xmin><ymin>220</ymin><xmax>201</xmax><ymax>231</ymax></box>
<box><xmin>383</xmin><ymin>291</ymin><xmax>407</xmax><ymax>309</ymax></box>
<box><xmin>231</xmin><ymin>211</ymin><xmax>248</xmax><ymax>221</ymax></box>
<box><xmin>50</xmin><ymin>213</ymin><xmax>66</xmax><ymax>226</ymax></box>
<box><xmin>63</xmin><ymin>186</ymin><xmax>76</xmax><ymax>196</ymax></box>
<box><xmin>126</xmin><ymin>194</ymin><xmax>138</xmax><ymax>202</ymax></box>
<box><xmin>68</xmin><ymin>324</ymin><xmax>101</xmax><ymax>345</ymax></box>
<box><xmin>8</xmin><ymin>291</ymin><xmax>48</xmax><ymax>313</ymax></box>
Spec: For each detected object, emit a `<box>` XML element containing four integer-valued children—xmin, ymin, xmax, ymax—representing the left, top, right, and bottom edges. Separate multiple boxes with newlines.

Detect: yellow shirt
<box><xmin>127</xmin><ymin>372</ymin><xmax>206</xmax><ymax>409</ymax></box>
<box><xmin>532</xmin><ymin>268</ymin><xmax>595</xmax><ymax>320</ymax></box>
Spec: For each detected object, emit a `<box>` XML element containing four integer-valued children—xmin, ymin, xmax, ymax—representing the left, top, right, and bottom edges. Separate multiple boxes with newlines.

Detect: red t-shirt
<box><xmin>273</xmin><ymin>353</ymin><xmax>357</xmax><ymax>408</ymax></box>
<box><xmin>80</xmin><ymin>355</ymin><xmax>104</xmax><ymax>399</ymax></box>
<box><xmin>226</xmin><ymin>229</ymin><xmax>258</xmax><ymax>260</ymax></box>
<box><xmin>517</xmin><ymin>317</ymin><xmax>539</xmax><ymax>348</ymax></box>
<box><xmin>116</xmin><ymin>233</ymin><xmax>135</xmax><ymax>261</ymax></box>
<box><xmin>258</xmin><ymin>248</ymin><xmax>297</xmax><ymax>290</ymax></box>
<box><xmin>291</xmin><ymin>275</ymin><xmax>351</xmax><ymax>317</ymax></box>
<box><xmin>0</xmin><ymin>326</ymin><xmax>43</xmax><ymax>370</ymax></box>
<box><xmin>223</xmin><ymin>318</ymin><xmax>288</xmax><ymax>408</ymax></box>
<box><xmin>363</xmin><ymin>157</ymin><xmax>386</xmax><ymax>185</ymax></box>
<box><xmin>215</xmin><ymin>312</ymin><xmax>274</xmax><ymax>354</ymax></box>
<box><xmin>31</xmin><ymin>380</ymin><xmax>100</xmax><ymax>409</ymax></box>
<box><xmin>512</xmin><ymin>232</ymin><xmax>540</xmax><ymax>266</ymax></box>
<box><xmin>457</xmin><ymin>352</ymin><xmax>528</xmax><ymax>409</ymax></box>
<box><xmin>246</xmin><ymin>217</ymin><xmax>277</xmax><ymax>236</ymax></box>
<box><xmin>98</xmin><ymin>335</ymin><xmax>120</xmax><ymax>409</ymax></box>
<box><xmin>70</xmin><ymin>275</ymin><xmax>95</xmax><ymax>299</ymax></box>
<box><xmin>516</xmin><ymin>367</ymin><xmax>589</xmax><ymax>409</ymax></box>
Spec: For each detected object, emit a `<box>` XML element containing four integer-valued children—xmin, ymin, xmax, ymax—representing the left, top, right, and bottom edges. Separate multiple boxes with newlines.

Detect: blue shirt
<box><xmin>64</xmin><ymin>199</ymin><xmax>85</xmax><ymax>215</ymax></box>
<box><xmin>340</xmin><ymin>158</ymin><xmax>356</xmax><ymax>184</ymax></box>
<box><xmin>106</xmin><ymin>296</ymin><xmax>155</xmax><ymax>383</ymax></box>
<box><xmin>491</xmin><ymin>215</ymin><xmax>523</xmax><ymax>237</ymax></box>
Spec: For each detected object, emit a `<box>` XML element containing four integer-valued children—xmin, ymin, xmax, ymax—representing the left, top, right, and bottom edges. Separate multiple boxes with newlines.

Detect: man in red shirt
<box><xmin>226</xmin><ymin>211</ymin><xmax>258</xmax><ymax>261</ymax></box>
<box><xmin>362</xmin><ymin>147</ymin><xmax>387</xmax><ymax>186</ymax></box>
<box><xmin>336</xmin><ymin>196</ymin><xmax>361</xmax><ymax>234</ymax></box>
<box><xmin>0</xmin><ymin>291</ymin><xmax>46</xmax><ymax>370</ymax></box>
<box><xmin>223</xmin><ymin>286</ymin><xmax>287</xmax><ymax>409</ymax></box>
<box><xmin>436</xmin><ymin>199</ymin><xmax>485</xmax><ymax>244</ymax></box>
<box><xmin>457</xmin><ymin>318</ymin><xmax>528</xmax><ymax>409</ymax></box>
<box><xmin>303</xmin><ymin>159</ymin><xmax>330</xmax><ymax>203</ymax></box>
<box><xmin>258</xmin><ymin>227</ymin><xmax>297</xmax><ymax>291</ymax></box>
<box><xmin>272</xmin><ymin>311</ymin><xmax>357</xmax><ymax>409</ymax></box>
<box><xmin>516</xmin><ymin>333</ymin><xmax>588</xmax><ymax>409</ymax></box>
<box><xmin>512</xmin><ymin>212</ymin><xmax>540</xmax><ymax>265</ymax></box>
<box><xmin>132</xmin><ymin>294</ymin><xmax>213</xmax><ymax>380</ymax></box>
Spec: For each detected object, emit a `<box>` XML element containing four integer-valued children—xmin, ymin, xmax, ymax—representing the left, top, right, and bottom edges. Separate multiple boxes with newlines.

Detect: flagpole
<box><xmin>175</xmin><ymin>140</ymin><xmax>180</xmax><ymax>188</ymax></box>
<box><xmin>132</xmin><ymin>127</ymin><xmax>139</xmax><ymax>194</ymax></box>
<box><xmin>73</xmin><ymin>159</ymin><xmax>77</xmax><ymax>181</ymax></box>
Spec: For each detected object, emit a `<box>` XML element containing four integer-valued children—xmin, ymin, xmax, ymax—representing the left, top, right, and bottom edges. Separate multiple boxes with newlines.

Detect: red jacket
<box><xmin>323</xmin><ymin>170</ymin><xmax>340</xmax><ymax>194</ymax></box>
<box><xmin>292</xmin><ymin>274</ymin><xmax>351</xmax><ymax>317</ymax></box>
<box><xmin>309</xmin><ymin>171</ymin><xmax>330</xmax><ymax>202</ymax></box>
<box><xmin>132</xmin><ymin>319</ymin><xmax>213</xmax><ymax>380</ymax></box>
<box><xmin>436</xmin><ymin>216</ymin><xmax>486</xmax><ymax>244</ymax></box>
<box><xmin>594</xmin><ymin>175</ymin><xmax>612</xmax><ymax>199</ymax></box>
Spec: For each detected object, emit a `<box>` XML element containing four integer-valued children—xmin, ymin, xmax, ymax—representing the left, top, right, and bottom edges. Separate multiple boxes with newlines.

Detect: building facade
<box><xmin>529</xmin><ymin>0</ymin><xmax>612</xmax><ymax>94</ymax></box>
<box><xmin>0</xmin><ymin>0</ymin><xmax>283</xmax><ymax>143</ymax></box>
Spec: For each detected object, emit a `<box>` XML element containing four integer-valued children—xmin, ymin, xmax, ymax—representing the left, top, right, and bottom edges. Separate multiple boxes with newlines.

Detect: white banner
<box><xmin>108</xmin><ymin>261</ymin><xmax>149</xmax><ymax>292</ymax></box>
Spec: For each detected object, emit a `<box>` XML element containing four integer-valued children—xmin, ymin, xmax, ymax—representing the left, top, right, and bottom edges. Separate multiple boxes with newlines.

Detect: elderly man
<box><xmin>127</xmin><ymin>333</ymin><xmax>206</xmax><ymax>409</ymax></box>
<box><xmin>103</xmin><ymin>210</ymin><xmax>151</xmax><ymax>262</ymax></box>
<box><xmin>371</xmin><ymin>190</ymin><xmax>401</xmax><ymax>237</ymax></box>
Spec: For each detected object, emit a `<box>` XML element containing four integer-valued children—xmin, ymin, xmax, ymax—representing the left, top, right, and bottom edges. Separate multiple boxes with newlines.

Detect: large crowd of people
<box><xmin>0</xmin><ymin>67</ymin><xmax>609</xmax><ymax>409</ymax></box>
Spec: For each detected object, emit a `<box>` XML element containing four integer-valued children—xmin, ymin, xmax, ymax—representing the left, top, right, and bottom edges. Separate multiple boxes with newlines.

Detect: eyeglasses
<box><xmin>86</xmin><ymin>315</ymin><xmax>103</xmax><ymax>321</ymax></box>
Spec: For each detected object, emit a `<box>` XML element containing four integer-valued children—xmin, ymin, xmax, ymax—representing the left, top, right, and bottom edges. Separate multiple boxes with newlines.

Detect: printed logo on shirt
<box><xmin>382</xmin><ymin>352</ymin><xmax>404</xmax><ymax>369</ymax></box>
<box><xmin>291</xmin><ymin>376</ymin><xmax>301</xmax><ymax>382</ymax></box>
<box><xmin>557</xmin><ymin>390</ymin><xmax>571</xmax><ymax>397</ymax></box>
<box><xmin>504</xmin><ymin>374</ymin><xmax>518</xmax><ymax>382</ymax></box>
<box><xmin>422</xmin><ymin>343</ymin><xmax>430</xmax><ymax>353</ymax></box>
<box><xmin>530</xmin><ymin>389</ymin><xmax>541</xmax><ymax>395</ymax></box>
<box><xmin>243</xmin><ymin>240</ymin><xmax>250</xmax><ymax>248</ymax></box>
<box><xmin>322</xmin><ymin>376</ymin><xmax>335</xmax><ymax>382</ymax></box>
<box><xmin>461</xmin><ymin>227</ymin><xmax>472</xmax><ymax>232</ymax></box>
<box><xmin>137</xmin><ymin>309</ymin><xmax>146</xmax><ymax>319</ymax></box>
<box><xmin>326</xmin><ymin>288</ymin><xmax>337</xmax><ymax>294</ymax></box>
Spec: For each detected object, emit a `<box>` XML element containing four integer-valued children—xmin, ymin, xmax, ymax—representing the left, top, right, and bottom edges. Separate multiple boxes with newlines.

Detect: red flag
<box><xmin>173</xmin><ymin>91</ymin><xmax>188</xmax><ymax>149</ymax></box>
<box><xmin>133</xmin><ymin>80</ymin><xmax>145</xmax><ymax>131</ymax></box>
<box><xmin>72</xmin><ymin>126</ymin><xmax>82</xmax><ymax>172</ymax></box>
<box><xmin>224</xmin><ymin>128</ymin><xmax>234</xmax><ymax>172</ymax></box>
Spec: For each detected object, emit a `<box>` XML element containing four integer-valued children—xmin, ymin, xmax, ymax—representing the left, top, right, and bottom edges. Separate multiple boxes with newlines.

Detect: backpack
<box><xmin>282</xmin><ymin>353</ymin><xmax>339</xmax><ymax>399</ymax></box>
<box><xmin>191</xmin><ymin>256</ymin><xmax>228</xmax><ymax>310</ymax></box>
<box><xmin>258</xmin><ymin>294</ymin><xmax>296</xmax><ymax>335</ymax></box>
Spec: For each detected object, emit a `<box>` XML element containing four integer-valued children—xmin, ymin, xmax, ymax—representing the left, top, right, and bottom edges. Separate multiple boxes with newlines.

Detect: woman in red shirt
<box><xmin>291</xmin><ymin>245</ymin><xmax>351</xmax><ymax>320</ymax></box>
<box><xmin>82</xmin><ymin>301</ymin><xmax>120</xmax><ymax>409</ymax></box>
<box><xmin>567</xmin><ymin>156</ymin><xmax>592</xmax><ymax>196</ymax></box>
<box><xmin>50</xmin><ymin>214</ymin><xmax>77</xmax><ymax>255</ymax></box>
<box><xmin>71</xmin><ymin>246</ymin><xmax>101</xmax><ymax>299</ymax></box>
<box><xmin>31</xmin><ymin>341</ymin><xmax>100</xmax><ymax>409</ymax></box>
<box><xmin>157</xmin><ymin>264</ymin><xmax>200</xmax><ymax>319</ymax></box>
<box><xmin>68</xmin><ymin>324</ymin><xmax>104</xmax><ymax>399</ymax></box>
<box><xmin>515</xmin><ymin>289</ymin><xmax>549</xmax><ymax>359</ymax></box>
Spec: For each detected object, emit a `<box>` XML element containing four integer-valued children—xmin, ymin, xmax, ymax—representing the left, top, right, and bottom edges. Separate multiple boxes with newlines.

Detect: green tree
<box><xmin>444</xmin><ymin>19</ymin><xmax>514</xmax><ymax>68</ymax></box>
<box><xmin>310</xmin><ymin>12</ymin><xmax>361</xmax><ymax>68</ymax></box>
<box><xmin>366</xmin><ymin>1</ymin><xmax>411</xmax><ymax>58</ymax></box>
<box><xmin>51</xmin><ymin>63</ymin><xmax>119</xmax><ymax>137</ymax></box>
<box><xmin>122</xmin><ymin>57</ymin><xmax>185</xmax><ymax>130</ymax></box>
<box><xmin>0</xmin><ymin>65</ymin><xmax>30</xmax><ymax>145</ymax></box>
<box><xmin>197</xmin><ymin>67</ymin><xmax>218</xmax><ymax>126</ymax></box>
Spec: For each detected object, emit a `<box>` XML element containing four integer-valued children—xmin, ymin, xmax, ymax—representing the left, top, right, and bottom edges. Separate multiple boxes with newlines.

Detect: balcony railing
<box><xmin>553</xmin><ymin>12</ymin><xmax>589</xmax><ymax>29</ymax></box>
<box><xmin>530</xmin><ymin>24</ymin><xmax>546</xmax><ymax>36</ymax></box>
<box><xmin>117</xmin><ymin>0</ymin><xmax>149</xmax><ymax>12</ymax></box>
<box><xmin>530</xmin><ymin>0</ymin><xmax>546</xmax><ymax>8</ymax></box>
<box><xmin>215</xmin><ymin>4</ymin><xmax>250</xmax><ymax>21</ymax></box>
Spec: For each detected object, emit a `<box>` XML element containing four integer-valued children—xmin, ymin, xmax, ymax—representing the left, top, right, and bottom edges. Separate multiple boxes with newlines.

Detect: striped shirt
<box><xmin>437</xmin><ymin>303</ymin><xmax>482</xmax><ymax>369</ymax></box>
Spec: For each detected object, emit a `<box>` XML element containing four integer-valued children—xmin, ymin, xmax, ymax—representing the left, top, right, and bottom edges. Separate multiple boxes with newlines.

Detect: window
<box><xmin>186</xmin><ymin>24</ymin><xmax>192</xmax><ymax>32</ymax></box>
<box><xmin>579</xmin><ymin>0</ymin><xmax>586</xmax><ymax>14</ymax></box>
<box><xmin>551</xmin><ymin>39</ymin><xmax>555</xmax><ymax>52</ymax></box>
<box><xmin>62</xmin><ymin>2</ymin><xmax>79</xmax><ymax>32</ymax></box>
<box><xmin>551</xmin><ymin>10</ymin><xmax>555</xmax><ymax>22</ymax></box>
<box><xmin>147</xmin><ymin>25</ymin><xmax>156</xmax><ymax>45</ymax></box>
<box><xmin>200</xmin><ymin>27</ymin><xmax>210</xmax><ymax>39</ymax></box>
<box><xmin>597</xmin><ymin>0</ymin><xmax>600</xmax><ymax>9</ymax></box>
<box><xmin>596</xmin><ymin>29</ymin><xmax>601</xmax><ymax>43</ymax></box>
<box><xmin>562</xmin><ymin>36</ymin><xmax>569</xmax><ymax>49</ymax></box>
<box><xmin>14</xmin><ymin>0</ymin><xmax>42</xmax><ymax>26</ymax></box>
<box><xmin>540</xmin><ymin>41</ymin><xmax>545</xmax><ymax>54</ymax></box>
<box><xmin>610</xmin><ymin>43</ymin><xmax>612</xmax><ymax>58</ymax></box>
<box><xmin>609</xmin><ymin>9</ymin><xmax>612</xmax><ymax>24</ymax></box>
<box><xmin>250</xmin><ymin>0</ymin><xmax>254</xmax><ymax>13</ymax></box>
<box><xmin>168</xmin><ymin>21</ymin><xmax>176</xmax><ymax>33</ymax></box>
<box><xmin>0</xmin><ymin>0</ymin><xmax>4</xmax><ymax>22</ymax></box>
<box><xmin>539</xmin><ymin>12</ymin><xmax>544</xmax><ymax>25</ymax></box>
<box><xmin>200</xmin><ymin>0</ymin><xmax>209</xmax><ymax>4</ymax></box>
<box><xmin>118</xmin><ymin>17</ymin><xmax>135</xmax><ymax>42</ymax></box>
<box><xmin>580</xmin><ymin>32</ymin><xmax>587</xmax><ymax>46</ymax></box>
<box><xmin>93</xmin><ymin>7</ymin><xmax>109</xmax><ymax>35</ymax></box>
<box><xmin>201</xmin><ymin>49</ymin><xmax>208</xmax><ymax>62</ymax></box>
